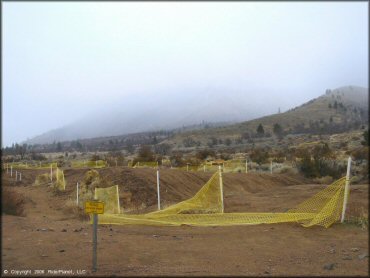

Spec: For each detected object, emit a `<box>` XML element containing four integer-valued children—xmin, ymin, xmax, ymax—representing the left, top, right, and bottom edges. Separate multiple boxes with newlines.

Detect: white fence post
<box><xmin>270</xmin><ymin>160</ymin><xmax>273</xmax><ymax>174</ymax></box>
<box><xmin>11</xmin><ymin>166</ymin><xmax>13</xmax><ymax>177</ymax></box>
<box><xmin>62</xmin><ymin>171</ymin><xmax>65</xmax><ymax>190</ymax></box>
<box><xmin>15</xmin><ymin>171</ymin><xmax>18</xmax><ymax>181</ymax></box>
<box><xmin>116</xmin><ymin>185</ymin><xmax>121</xmax><ymax>213</ymax></box>
<box><xmin>76</xmin><ymin>182</ymin><xmax>79</xmax><ymax>206</ymax></box>
<box><xmin>50</xmin><ymin>164</ymin><xmax>53</xmax><ymax>182</ymax></box>
<box><xmin>19</xmin><ymin>172</ymin><xmax>22</xmax><ymax>181</ymax></box>
<box><xmin>156</xmin><ymin>169</ymin><xmax>161</xmax><ymax>210</ymax></box>
<box><xmin>245</xmin><ymin>159</ymin><xmax>248</xmax><ymax>173</ymax></box>
<box><xmin>218</xmin><ymin>165</ymin><xmax>224</xmax><ymax>213</ymax></box>
<box><xmin>341</xmin><ymin>157</ymin><xmax>352</xmax><ymax>223</ymax></box>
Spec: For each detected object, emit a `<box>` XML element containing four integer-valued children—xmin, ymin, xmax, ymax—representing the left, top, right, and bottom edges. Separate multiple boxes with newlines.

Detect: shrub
<box><xmin>134</xmin><ymin>145</ymin><xmax>154</xmax><ymax>163</ymax></box>
<box><xmin>34</xmin><ymin>173</ymin><xmax>51</xmax><ymax>186</ymax></box>
<box><xmin>249</xmin><ymin>148</ymin><xmax>269</xmax><ymax>165</ymax></box>
<box><xmin>63</xmin><ymin>199</ymin><xmax>90</xmax><ymax>221</ymax></box>
<box><xmin>313</xmin><ymin>176</ymin><xmax>333</xmax><ymax>185</ymax></box>
<box><xmin>2</xmin><ymin>187</ymin><xmax>25</xmax><ymax>216</ymax></box>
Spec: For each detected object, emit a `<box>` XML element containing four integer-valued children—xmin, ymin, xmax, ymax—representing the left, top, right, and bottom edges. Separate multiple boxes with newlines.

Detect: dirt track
<box><xmin>1</xmin><ymin>167</ymin><xmax>369</xmax><ymax>276</ymax></box>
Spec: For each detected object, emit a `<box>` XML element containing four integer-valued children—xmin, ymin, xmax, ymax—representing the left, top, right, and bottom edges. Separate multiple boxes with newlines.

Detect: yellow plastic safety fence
<box><xmin>71</xmin><ymin>160</ymin><xmax>107</xmax><ymax>168</ymax></box>
<box><xmin>133</xmin><ymin>161</ymin><xmax>158</xmax><ymax>168</ymax></box>
<box><xmin>201</xmin><ymin>164</ymin><xmax>220</xmax><ymax>173</ymax></box>
<box><xmin>54</xmin><ymin>168</ymin><xmax>66</xmax><ymax>191</ymax></box>
<box><xmin>95</xmin><ymin>172</ymin><xmax>348</xmax><ymax>228</ymax></box>
<box><xmin>32</xmin><ymin>167</ymin><xmax>66</xmax><ymax>191</ymax></box>
<box><xmin>177</xmin><ymin>165</ymin><xmax>201</xmax><ymax>172</ymax></box>
<box><xmin>94</xmin><ymin>185</ymin><xmax>121</xmax><ymax>214</ymax></box>
<box><xmin>149</xmin><ymin>172</ymin><xmax>223</xmax><ymax>215</ymax></box>
<box><xmin>9</xmin><ymin>162</ymin><xmax>58</xmax><ymax>170</ymax></box>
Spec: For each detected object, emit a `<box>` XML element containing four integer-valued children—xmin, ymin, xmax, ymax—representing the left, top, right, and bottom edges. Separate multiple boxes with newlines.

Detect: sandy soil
<box><xmin>1</xmin><ymin>167</ymin><xmax>368</xmax><ymax>276</ymax></box>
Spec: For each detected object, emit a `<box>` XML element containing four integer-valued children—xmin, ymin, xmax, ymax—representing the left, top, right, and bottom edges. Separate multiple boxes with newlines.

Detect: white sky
<box><xmin>2</xmin><ymin>2</ymin><xmax>368</xmax><ymax>147</ymax></box>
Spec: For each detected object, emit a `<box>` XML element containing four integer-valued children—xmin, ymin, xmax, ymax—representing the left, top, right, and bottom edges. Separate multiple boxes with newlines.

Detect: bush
<box><xmin>34</xmin><ymin>173</ymin><xmax>51</xmax><ymax>186</ymax></box>
<box><xmin>134</xmin><ymin>145</ymin><xmax>154</xmax><ymax>163</ymax></box>
<box><xmin>313</xmin><ymin>176</ymin><xmax>333</xmax><ymax>185</ymax></box>
<box><xmin>196</xmin><ymin>149</ymin><xmax>215</xmax><ymax>160</ymax></box>
<box><xmin>2</xmin><ymin>187</ymin><xmax>25</xmax><ymax>216</ymax></box>
<box><xmin>277</xmin><ymin>166</ymin><xmax>297</xmax><ymax>175</ymax></box>
<box><xmin>249</xmin><ymin>148</ymin><xmax>269</xmax><ymax>165</ymax></box>
<box><xmin>350</xmin><ymin>146</ymin><xmax>369</xmax><ymax>161</ymax></box>
<box><xmin>63</xmin><ymin>199</ymin><xmax>90</xmax><ymax>221</ymax></box>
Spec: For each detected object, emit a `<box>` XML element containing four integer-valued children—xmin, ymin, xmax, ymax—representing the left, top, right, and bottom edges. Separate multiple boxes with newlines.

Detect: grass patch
<box><xmin>345</xmin><ymin>207</ymin><xmax>368</xmax><ymax>230</ymax></box>
<box><xmin>63</xmin><ymin>199</ymin><xmax>90</xmax><ymax>221</ymax></box>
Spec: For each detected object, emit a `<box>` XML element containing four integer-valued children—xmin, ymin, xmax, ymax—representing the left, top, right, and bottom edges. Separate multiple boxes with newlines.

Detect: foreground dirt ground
<box><xmin>1</xmin><ymin>168</ymin><xmax>368</xmax><ymax>276</ymax></box>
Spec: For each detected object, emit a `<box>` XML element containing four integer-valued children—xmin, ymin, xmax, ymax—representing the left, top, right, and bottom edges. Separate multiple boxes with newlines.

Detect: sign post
<box><xmin>85</xmin><ymin>200</ymin><xmax>104</xmax><ymax>273</ymax></box>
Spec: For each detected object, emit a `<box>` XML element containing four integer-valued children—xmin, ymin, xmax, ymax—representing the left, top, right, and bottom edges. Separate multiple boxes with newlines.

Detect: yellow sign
<box><xmin>85</xmin><ymin>201</ymin><xmax>105</xmax><ymax>214</ymax></box>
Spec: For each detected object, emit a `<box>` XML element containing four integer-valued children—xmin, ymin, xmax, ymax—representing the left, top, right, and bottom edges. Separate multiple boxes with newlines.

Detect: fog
<box><xmin>3</xmin><ymin>2</ymin><xmax>368</xmax><ymax>146</ymax></box>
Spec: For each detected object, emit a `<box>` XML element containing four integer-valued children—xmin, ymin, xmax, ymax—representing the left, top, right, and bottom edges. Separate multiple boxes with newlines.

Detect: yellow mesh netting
<box><xmin>10</xmin><ymin>162</ymin><xmax>57</xmax><ymax>169</ymax></box>
<box><xmin>133</xmin><ymin>161</ymin><xmax>158</xmax><ymax>168</ymax></box>
<box><xmin>94</xmin><ymin>185</ymin><xmax>121</xmax><ymax>214</ymax></box>
<box><xmin>71</xmin><ymin>160</ymin><xmax>107</xmax><ymax>168</ymax></box>
<box><xmin>149</xmin><ymin>172</ymin><xmax>223</xmax><ymax>215</ymax></box>
<box><xmin>55</xmin><ymin>168</ymin><xmax>66</xmax><ymax>191</ymax></box>
<box><xmin>93</xmin><ymin>172</ymin><xmax>348</xmax><ymax>228</ymax></box>
<box><xmin>177</xmin><ymin>165</ymin><xmax>201</xmax><ymax>172</ymax></box>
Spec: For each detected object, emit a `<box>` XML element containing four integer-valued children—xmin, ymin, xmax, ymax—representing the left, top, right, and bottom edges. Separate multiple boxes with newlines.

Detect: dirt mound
<box><xmin>61</xmin><ymin>167</ymin><xmax>310</xmax><ymax>213</ymax></box>
<box><xmin>2</xmin><ymin>168</ymin><xmax>50</xmax><ymax>188</ymax></box>
<box><xmin>1</xmin><ymin>167</ymin><xmax>368</xmax><ymax>276</ymax></box>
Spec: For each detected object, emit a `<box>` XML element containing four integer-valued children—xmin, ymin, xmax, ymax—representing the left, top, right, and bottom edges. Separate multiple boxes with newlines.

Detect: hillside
<box><xmin>165</xmin><ymin>86</ymin><xmax>368</xmax><ymax>146</ymax></box>
<box><xmin>25</xmin><ymin>88</ymin><xmax>281</xmax><ymax>145</ymax></box>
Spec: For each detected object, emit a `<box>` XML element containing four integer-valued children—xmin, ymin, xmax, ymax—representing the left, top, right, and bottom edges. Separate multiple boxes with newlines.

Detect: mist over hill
<box><xmin>25</xmin><ymin>85</ymin><xmax>368</xmax><ymax>145</ymax></box>
<box><xmin>25</xmin><ymin>87</ymin><xmax>306</xmax><ymax>145</ymax></box>
<box><xmin>167</xmin><ymin>85</ymin><xmax>368</xmax><ymax>145</ymax></box>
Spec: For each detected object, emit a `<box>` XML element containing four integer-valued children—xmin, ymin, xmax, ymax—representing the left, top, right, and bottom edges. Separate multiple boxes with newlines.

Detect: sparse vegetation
<box><xmin>2</xmin><ymin>187</ymin><xmax>25</xmax><ymax>216</ymax></box>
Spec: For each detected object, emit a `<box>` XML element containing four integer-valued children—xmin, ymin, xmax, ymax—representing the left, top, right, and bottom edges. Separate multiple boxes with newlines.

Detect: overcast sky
<box><xmin>2</xmin><ymin>2</ymin><xmax>368</xmax><ymax>147</ymax></box>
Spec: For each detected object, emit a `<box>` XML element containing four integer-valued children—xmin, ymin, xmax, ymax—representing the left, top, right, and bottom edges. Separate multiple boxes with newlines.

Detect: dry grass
<box><xmin>33</xmin><ymin>173</ymin><xmax>51</xmax><ymax>186</ymax></box>
<box><xmin>63</xmin><ymin>199</ymin><xmax>90</xmax><ymax>221</ymax></box>
<box><xmin>346</xmin><ymin>207</ymin><xmax>369</xmax><ymax>230</ymax></box>
<box><xmin>2</xmin><ymin>187</ymin><xmax>26</xmax><ymax>216</ymax></box>
<box><xmin>313</xmin><ymin>175</ymin><xmax>334</xmax><ymax>185</ymax></box>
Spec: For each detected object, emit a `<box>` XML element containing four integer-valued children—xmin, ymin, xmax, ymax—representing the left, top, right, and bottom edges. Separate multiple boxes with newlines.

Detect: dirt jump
<box><xmin>1</xmin><ymin>167</ymin><xmax>368</xmax><ymax>276</ymax></box>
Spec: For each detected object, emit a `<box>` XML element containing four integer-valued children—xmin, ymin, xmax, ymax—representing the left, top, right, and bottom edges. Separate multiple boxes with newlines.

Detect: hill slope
<box><xmin>166</xmin><ymin>86</ymin><xmax>368</xmax><ymax>144</ymax></box>
<box><xmin>25</xmin><ymin>88</ymin><xmax>283</xmax><ymax>145</ymax></box>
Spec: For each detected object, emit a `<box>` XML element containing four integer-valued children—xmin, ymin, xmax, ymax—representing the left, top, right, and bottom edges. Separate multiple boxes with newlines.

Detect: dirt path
<box><xmin>1</xmin><ymin>169</ymin><xmax>368</xmax><ymax>276</ymax></box>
